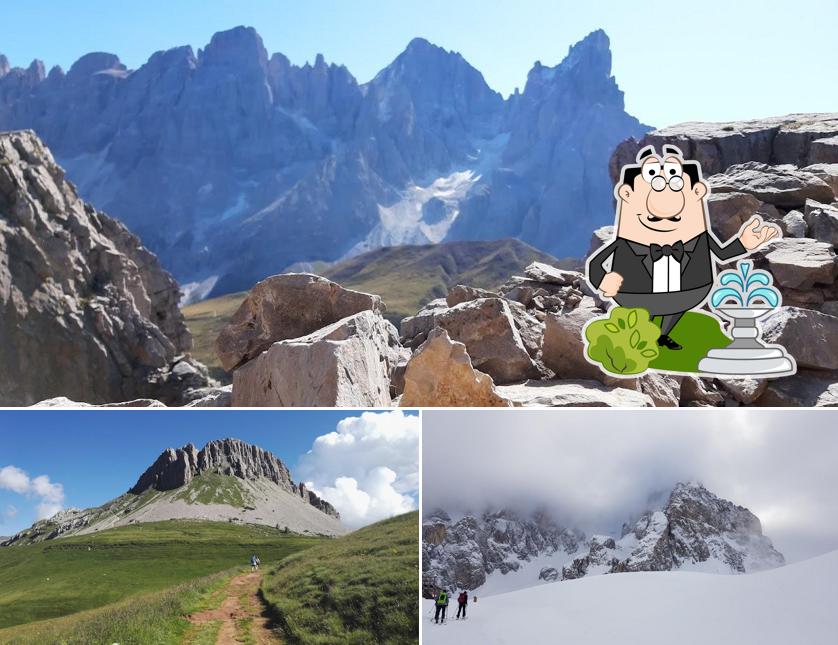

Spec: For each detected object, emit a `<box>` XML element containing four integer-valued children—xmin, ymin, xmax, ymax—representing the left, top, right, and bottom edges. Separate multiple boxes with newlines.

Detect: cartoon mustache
<box><xmin>646</xmin><ymin>214</ymin><xmax>682</xmax><ymax>223</ymax></box>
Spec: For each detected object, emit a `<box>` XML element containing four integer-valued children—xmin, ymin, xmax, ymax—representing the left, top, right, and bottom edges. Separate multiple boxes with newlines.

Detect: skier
<box><xmin>456</xmin><ymin>590</ymin><xmax>468</xmax><ymax>619</ymax></box>
<box><xmin>434</xmin><ymin>589</ymin><xmax>449</xmax><ymax>624</ymax></box>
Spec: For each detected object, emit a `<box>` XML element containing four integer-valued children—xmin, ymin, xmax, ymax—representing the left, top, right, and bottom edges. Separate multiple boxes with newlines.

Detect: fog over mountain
<box><xmin>0</xmin><ymin>27</ymin><xmax>648</xmax><ymax>300</ymax></box>
<box><xmin>423</xmin><ymin>410</ymin><xmax>838</xmax><ymax>564</ymax></box>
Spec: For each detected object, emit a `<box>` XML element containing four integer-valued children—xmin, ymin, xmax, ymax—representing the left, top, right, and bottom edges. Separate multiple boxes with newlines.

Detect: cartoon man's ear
<box><xmin>693</xmin><ymin>181</ymin><xmax>708</xmax><ymax>199</ymax></box>
<box><xmin>617</xmin><ymin>183</ymin><xmax>634</xmax><ymax>202</ymax></box>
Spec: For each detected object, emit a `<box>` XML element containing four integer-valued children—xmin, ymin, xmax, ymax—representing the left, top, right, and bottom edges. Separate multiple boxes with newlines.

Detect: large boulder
<box><xmin>216</xmin><ymin>273</ymin><xmax>383</xmax><ymax>371</ymax></box>
<box><xmin>637</xmin><ymin>373</ymin><xmax>682</xmax><ymax>407</ymax></box>
<box><xmin>231</xmin><ymin>311</ymin><xmax>400</xmax><ymax>406</ymax></box>
<box><xmin>756</xmin><ymin>373</ymin><xmax>838</xmax><ymax>407</ymax></box>
<box><xmin>718</xmin><ymin>378</ymin><xmax>767</xmax><ymax>405</ymax></box>
<box><xmin>400</xmin><ymin>328</ymin><xmax>510</xmax><ymax>407</ymax></box>
<box><xmin>446</xmin><ymin>284</ymin><xmax>500</xmax><ymax>307</ymax></box>
<box><xmin>541</xmin><ymin>297</ymin><xmax>604</xmax><ymax>381</ymax></box>
<box><xmin>762</xmin><ymin>307</ymin><xmax>838</xmax><ymax>371</ymax></box>
<box><xmin>810</xmin><ymin>136</ymin><xmax>838</xmax><ymax>165</ymax></box>
<box><xmin>708</xmin><ymin>162</ymin><xmax>834</xmax><ymax>208</ymax></box>
<box><xmin>761</xmin><ymin>239</ymin><xmax>837</xmax><ymax>289</ymax></box>
<box><xmin>780</xmin><ymin>210</ymin><xmax>807</xmax><ymax>238</ymax></box>
<box><xmin>707</xmin><ymin>192</ymin><xmax>776</xmax><ymax>241</ymax></box>
<box><xmin>803</xmin><ymin>163</ymin><xmax>838</xmax><ymax>195</ymax></box>
<box><xmin>507</xmin><ymin>301</ymin><xmax>545</xmax><ymax>359</ymax></box>
<box><xmin>0</xmin><ymin>130</ymin><xmax>207</xmax><ymax>405</ymax></box>
<box><xmin>434</xmin><ymin>298</ymin><xmax>540</xmax><ymax>384</ymax></box>
<box><xmin>803</xmin><ymin>200</ymin><xmax>838</xmax><ymax>246</ymax></box>
<box><xmin>400</xmin><ymin>298</ymin><xmax>448</xmax><ymax>348</ymax></box>
<box><xmin>495</xmin><ymin>379</ymin><xmax>654</xmax><ymax>407</ymax></box>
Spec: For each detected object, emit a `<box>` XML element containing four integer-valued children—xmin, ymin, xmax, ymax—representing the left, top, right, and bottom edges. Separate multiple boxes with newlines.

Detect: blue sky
<box><xmin>1</xmin><ymin>1</ymin><xmax>835</xmax><ymax>126</ymax></box>
<box><xmin>0</xmin><ymin>410</ymin><xmax>419</xmax><ymax>534</ymax></box>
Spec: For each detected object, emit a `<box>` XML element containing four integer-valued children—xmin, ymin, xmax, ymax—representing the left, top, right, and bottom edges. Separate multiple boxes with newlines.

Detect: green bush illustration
<box><xmin>584</xmin><ymin>307</ymin><xmax>660</xmax><ymax>375</ymax></box>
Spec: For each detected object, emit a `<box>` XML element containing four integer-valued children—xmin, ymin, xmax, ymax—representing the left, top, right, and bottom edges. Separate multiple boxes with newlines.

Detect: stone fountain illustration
<box><xmin>698</xmin><ymin>261</ymin><xmax>796</xmax><ymax>377</ymax></box>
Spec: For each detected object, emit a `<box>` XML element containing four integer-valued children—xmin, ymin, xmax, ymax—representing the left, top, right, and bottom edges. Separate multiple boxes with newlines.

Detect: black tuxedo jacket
<box><xmin>587</xmin><ymin>231</ymin><xmax>747</xmax><ymax>294</ymax></box>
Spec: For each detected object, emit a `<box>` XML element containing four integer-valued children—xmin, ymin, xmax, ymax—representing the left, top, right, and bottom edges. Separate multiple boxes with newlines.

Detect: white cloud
<box><xmin>2</xmin><ymin>504</ymin><xmax>17</xmax><ymax>521</ymax></box>
<box><xmin>0</xmin><ymin>466</ymin><xmax>31</xmax><ymax>494</ymax></box>
<box><xmin>296</xmin><ymin>410</ymin><xmax>419</xmax><ymax>528</ymax></box>
<box><xmin>0</xmin><ymin>465</ymin><xmax>65</xmax><ymax>521</ymax></box>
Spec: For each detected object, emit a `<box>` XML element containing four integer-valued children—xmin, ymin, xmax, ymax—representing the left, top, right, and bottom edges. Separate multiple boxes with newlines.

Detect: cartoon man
<box><xmin>586</xmin><ymin>145</ymin><xmax>780</xmax><ymax>350</ymax></box>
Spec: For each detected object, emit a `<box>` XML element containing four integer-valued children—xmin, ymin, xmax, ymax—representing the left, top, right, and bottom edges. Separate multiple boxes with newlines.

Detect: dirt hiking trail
<box><xmin>187</xmin><ymin>571</ymin><xmax>281</xmax><ymax>644</ymax></box>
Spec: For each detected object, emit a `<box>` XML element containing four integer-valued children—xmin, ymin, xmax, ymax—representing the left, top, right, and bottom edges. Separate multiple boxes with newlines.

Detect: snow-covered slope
<box><xmin>423</xmin><ymin>550</ymin><xmax>838</xmax><ymax>645</ymax></box>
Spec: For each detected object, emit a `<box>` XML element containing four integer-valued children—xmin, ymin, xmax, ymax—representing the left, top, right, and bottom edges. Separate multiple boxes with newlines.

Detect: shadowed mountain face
<box><xmin>0</xmin><ymin>27</ymin><xmax>648</xmax><ymax>299</ymax></box>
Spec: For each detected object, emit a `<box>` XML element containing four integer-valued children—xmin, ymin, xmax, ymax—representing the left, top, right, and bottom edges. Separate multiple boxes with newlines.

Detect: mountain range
<box><xmin>422</xmin><ymin>482</ymin><xmax>784</xmax><ymax>597</ymax></box>
<box><xmin>0</xmin><ymin>27</ymin><xmax>648</xmax><ymax>299</ymax></box>
<box><xmin>1</xmin><ymin>437</ymin><xmax>343</xmax><ymax>546</ymax></box>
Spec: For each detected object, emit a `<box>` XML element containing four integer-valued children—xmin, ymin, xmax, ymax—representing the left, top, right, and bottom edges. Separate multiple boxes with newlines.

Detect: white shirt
<box><xmin>652</xmin><ymin>256</ymin><xmax>681</xmax><ymax>293</ymax></box>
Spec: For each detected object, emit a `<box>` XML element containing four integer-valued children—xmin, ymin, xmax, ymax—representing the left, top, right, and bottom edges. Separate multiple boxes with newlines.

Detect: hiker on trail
<box><xmin>456</xmin><ymin>590</ymin><xmax>468</xmax><ymax>619</ymax></box>
<box><xmin>251</xmin><ymin>554</ymin><xmax>259</xmax><ymax>571</ymax></box>
<box><xmin>434</xmin><ymin>589</ymin><xmax>449</xmax><ymax>623</ymax></box>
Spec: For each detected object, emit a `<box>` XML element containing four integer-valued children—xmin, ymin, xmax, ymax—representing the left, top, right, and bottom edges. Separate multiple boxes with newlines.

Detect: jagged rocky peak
<box><xmin>563</xmin><ymin>482</ymin><xmax>784</xmax><ymax>580</ymax></box>
<box><xmin>199</xmin><ymin>25</ymin><xmax>269</xmax><ymax>69</ymax></box>
<box><xmin>0</xmin><ymin>130</ymin><xmax>210</xmax><ymax>405</ymax></box>
<box><xmin>422</xmin><ymin>507</ymin><xmax>584</xmax><ymax>597</ymax></box>
<box><xmin>66</xmin><ymin>52</ymin><xmax>128</xmax><ymax>80</ymax></box>
<box><xmin>129</xmin><ymin>438</ymin><xmax>338</xmax><ymax>518</ymax></box>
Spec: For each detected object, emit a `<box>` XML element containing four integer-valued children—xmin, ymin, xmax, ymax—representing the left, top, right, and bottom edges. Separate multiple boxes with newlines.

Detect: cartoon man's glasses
<box><xmin>650</xmin><ymin>174</ymin><xmax>684</xmax><ymax>192</ymax></box>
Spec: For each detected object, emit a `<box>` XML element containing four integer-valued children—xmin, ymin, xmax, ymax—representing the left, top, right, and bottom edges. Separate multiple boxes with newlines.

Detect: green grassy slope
<box><xmin>261</xmin><ymin>511</ymin><xmax>419</xmax><ymax>645</ymax></box>
<box><xmin>182</xmin><ymin>238</ymin><xmax>563</xmax><ymax>377</ymax></box>
<box><xmin>0</xmin><ymin>568</ymin><xmax>233</xmax><ymax>645</ymax></box>
<box><xmin>0</xmin><ymin>520</ymin><xmax>322</xmax><ymax>630</ymax></box>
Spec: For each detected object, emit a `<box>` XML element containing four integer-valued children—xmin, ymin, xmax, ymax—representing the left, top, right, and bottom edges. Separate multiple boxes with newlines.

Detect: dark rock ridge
<box><xmin>562</xmin><ymin>482</ymin><xmax>783</xmax><ymax>580</ymax></box>
<box><xmin>422</xmin><ymin>483</ymin><xmax>784</xmax><ymax>597</ymax></box>
<box><xmin>0</xmin><ymin>27</ymin><xmax>648</xmax><ymax>296</ymax></box>
<box><xmin>422</xmin><ymin>508</ymin><xmax>584</xmax><ymax>597</ymax></box>
<box><xmin>129</xmin><ymin>437</ymin><xmax>338</xmax><ymax>518</ymax></box>
<box><xmin>0</xmin><ymin>130</ymin><xmax>210</xmax><ymax>404</ymax></box>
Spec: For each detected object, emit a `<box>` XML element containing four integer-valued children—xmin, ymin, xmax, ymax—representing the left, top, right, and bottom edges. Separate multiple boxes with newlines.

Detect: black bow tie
<box><xmin>649</xmin><ymin>241</ymin><xmax>685</xmax><ymax>262</ymax></box>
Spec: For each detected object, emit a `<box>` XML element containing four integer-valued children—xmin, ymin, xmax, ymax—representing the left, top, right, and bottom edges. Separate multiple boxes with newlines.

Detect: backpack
<box><xmin>436</xmin><ymin>591</ymin><xmax>448</xmax><ymax>605</ymax></box>
<box><xmin>458</xmin><ymin>592</ymin><xmax>467</xmax><ymax>604</ymax></box>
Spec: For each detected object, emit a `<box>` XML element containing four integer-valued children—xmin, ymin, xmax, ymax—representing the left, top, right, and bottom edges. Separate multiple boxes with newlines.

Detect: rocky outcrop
<box><xmin>129</xmin><ymin>437</ymin><xmax>339</xmax><ymax>518</ymax></box>
<box><xmin>400</xmin><ymin>328</ymin><xmax>511</xmax><ymax>407</ymax></box>
<box><xmin>231</xmin><ymin>311</ymin><xmax>402</xmax><ymax>406</ymax></box>
<box><xmin>708</xmin><ymin>162</ymin><xmax>834</xmax><ymax>208</ymax></box>
<box><xmin>611</xmin><ymin>113</ymin><xmax>838</xmax><ymax>179</ymax></box>
<box><xmin>216</xmin><ymin>273</ymin><xmax>384</xmax><ymax>371</ymax></box>
<box><xmin>0</xmin><ymin>130</ymin><xmax>210</xmax><ymax>405</ymax></box>
<box><xmin>422</xmin><ymin>509</ymin><xmax>584</xmax><ymax>597</ymax></box>
<box><xmin>762</xmin><ymin>307</ymin><xmax>838</xmax><ymax>371</ymax></box>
